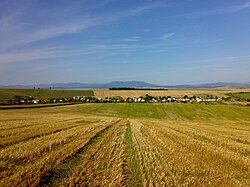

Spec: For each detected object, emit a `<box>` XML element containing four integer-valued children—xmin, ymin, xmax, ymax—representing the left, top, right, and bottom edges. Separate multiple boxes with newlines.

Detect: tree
<box><xmin>144</xmin><ymin>94</ymin><xmax>154</xmax><ymax>102</ymax></box>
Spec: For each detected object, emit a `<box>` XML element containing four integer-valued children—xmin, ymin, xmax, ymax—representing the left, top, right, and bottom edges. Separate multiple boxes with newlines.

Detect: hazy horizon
<box><xmin>1</xmin><ymin>80</ymin><xmax>250</xmax><ymax>88</ymax></box>
<box><xmin>1</xmin><ymin>0</ymin><xmax>250</xmax><ymax>85</ymax></box>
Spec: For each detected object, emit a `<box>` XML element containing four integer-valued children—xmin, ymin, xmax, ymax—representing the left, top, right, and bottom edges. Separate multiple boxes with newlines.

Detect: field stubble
<box><xmin>0</xmin><ymin>103</ymin><xmax>249</xmax><ymax>186</ymax></box>
<box><xmin>94</xmin><ymin>88</ymin><xmax>250</xmax><ymax>99</ymax></box>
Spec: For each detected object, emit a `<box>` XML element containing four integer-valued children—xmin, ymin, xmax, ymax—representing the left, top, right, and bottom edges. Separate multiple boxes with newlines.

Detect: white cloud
<box><xmin>162</xmin><ymin>33</ymin><xmax>174</xmax><ymax>39</ymax></box>
<box><xmin>0</xmin><ymin>49</ymin><xmax>55</xmax><ymax>65</ymax></box>
<box><xmin>0</xmin><ymin>2</ymin><xmax>171</xmax><ymax>65</ymax></box>
<box><xmin>240</xmin><ymin>1</ymin><xmax>250</xmax><ymax>9</ymax></box>
<box><xmin>124</xmin><ymin>38</ymin><xmax>138</xmax><ymax>42</ymax></box>
<box><xmin>0</xmin><ymin>42</ymin><xmax>152</xmax><ymax>65</ymax></box>
<box><xmin>0</xmin><ymin>2</ymin><xmax>167</xmax><ymax>52</ymax></box>
<box><xmin>121</xmin><ymin>2</ymin><xmax>167</xmax><ymax>17</ymax></box>
<box><xmin>142</xmin><ymin>28</ymin><xmax>152</xmax><ymax>32</ymax></box>
<box><xmin>169</xmin><ymin>1</ymin><xmax>250</xmax><ymax>19</ymax></box>
<box><xmin>0</xmin><ymin>14</ymin><xmax>105</xmax><ymax>51</ymax></box>
<box><xmin>123</xmin><ymin>36</ymin><xmax>140</xmax><ymax>42</ymax></box>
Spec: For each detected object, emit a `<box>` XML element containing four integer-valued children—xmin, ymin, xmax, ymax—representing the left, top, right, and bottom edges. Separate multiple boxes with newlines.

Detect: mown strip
<box><xmin>124</xmin><ymin>120</ymin><xmax>142</xmax><ymax>187</ymax></box>
<box><xmin>0</xmin><ymin>122</ymin><xmax>111</xmax><ymax>186</ymax></box>
<box><xmin>38</xmin><ymin>119</ymin><xmax>121</xmax><ymax>186</ymax></box>
<box><xmin>0</xmin><ymin>118</ymin><xmax>84</xmax><ymax>131</ymax></box>
<box><xmin>64</xmin><ymin>119</ymin><xmax>126</xmax><ymax>186</ymax></box>
<box><xmin>0</xmin><ymin>119</ymin><xmax>93</xmax><ymax>148</ymax></box>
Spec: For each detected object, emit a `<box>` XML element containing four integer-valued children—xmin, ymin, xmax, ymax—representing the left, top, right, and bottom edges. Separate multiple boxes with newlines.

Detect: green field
<box><xmin>71</xmin><ymin>103</ymin><xmax>250</xmax><ymax>121</ymax></box>
<box><xmin>0</xmin><ymin>88</ymin><xmax>94</xmax><ymax>99</ymax></box>
<box><xmin>0</xmin><ymin>103</ymin><xmax>249</xmax><ymax>186</ymax></box>
<box><xmin>228</xmin><ymin>92</ymin><xmax>250</xmax><ymax>100</ymax></box>
<box><xmin>0</xmin><ymin>103</ymin><xmax>77</xmax><ymax>110</ymax></box>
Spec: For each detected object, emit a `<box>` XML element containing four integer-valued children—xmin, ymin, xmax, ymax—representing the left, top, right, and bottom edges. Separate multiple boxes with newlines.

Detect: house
<box><xmin>32</xmin><ymin>100</ymin><xmax>39</xmax><ymax>104</ymax></box>
<box><xmin>152</xmin><ymin>98</ymin><xmax>158</xmax><ymax>102</ymax></box>
<box><xmin>196</xmin><ymin>98</ymin><xmax>203</xmax><ymax>102</ymax></box>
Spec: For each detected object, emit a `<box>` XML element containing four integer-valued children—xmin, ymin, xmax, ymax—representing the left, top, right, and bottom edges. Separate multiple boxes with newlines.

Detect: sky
<box><xmin>0</xmin><ymin>0</ymin><xmax>250</xmax><ymax>85</ymax></box>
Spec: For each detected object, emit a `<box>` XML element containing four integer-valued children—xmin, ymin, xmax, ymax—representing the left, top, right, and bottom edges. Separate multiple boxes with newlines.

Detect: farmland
<box><xmin>0</xmin><ymin>103</ymin><xmax>249</xmax><ymax>186</ymax></box>
<box><xmin>0</xmin><ymin>88</ymin><xmax>93</xmax><ymax>99</ymax></box>
<box><xmin>94</xmin><ymin>88</ymin><xmax>250</xmax><ymax>99</ymax></box>
<box><xmin>1</xmin><ymin>88</ymin><xmax>250</xmax><ymax>100</ymax></box>
<box><xmin>227</xmin><ymin>92</ymin><xmax>250</xmax><ymax>100</ymax></box>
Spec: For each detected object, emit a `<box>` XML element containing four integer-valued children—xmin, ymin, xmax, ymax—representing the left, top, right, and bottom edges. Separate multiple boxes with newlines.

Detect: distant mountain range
<box><xmin>1</xmin><ymin>81</ymin><xmax>250</xmax><ymax>89</ymax></box>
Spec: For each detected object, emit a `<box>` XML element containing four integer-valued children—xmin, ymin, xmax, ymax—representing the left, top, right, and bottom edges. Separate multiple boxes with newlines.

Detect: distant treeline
<box><xmin>109</xmin><ymin>87</ymin><xmax>168</xmax><ymax>90</ymax></box>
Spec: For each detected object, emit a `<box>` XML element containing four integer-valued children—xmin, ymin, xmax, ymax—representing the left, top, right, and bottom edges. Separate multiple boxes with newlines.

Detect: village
<box><xmin>0</xmin><ymin>94</ymin><xmax>220</xmax><ymax>105</ymax></box>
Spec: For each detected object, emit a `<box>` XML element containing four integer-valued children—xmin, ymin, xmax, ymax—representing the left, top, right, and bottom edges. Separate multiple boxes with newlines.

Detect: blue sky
<box><xmin>0</xmin><ymin>0</ymin><xmax>250</xmax><ymax>85</ymax></box>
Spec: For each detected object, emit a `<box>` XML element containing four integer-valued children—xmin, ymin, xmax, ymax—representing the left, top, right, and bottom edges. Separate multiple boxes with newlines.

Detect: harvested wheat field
<box><xmin>94</xmin><ymin>88</ymin><xmax>250</xmax><ymax>99</ymax></box>
<box><xmin>0</xmin><ymin>103</ymin><xmax>250</xmax><ymax>186</ymax></box>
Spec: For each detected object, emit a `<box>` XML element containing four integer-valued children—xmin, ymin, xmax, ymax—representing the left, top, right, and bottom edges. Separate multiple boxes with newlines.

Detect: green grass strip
<box><xmin>38</xmin><ymin>120</ymin><xmax>120</xmax><ymax>186</ymax></box>
<box><xmin>124</xmin><ymin>120</ymin><xmax>142</xmax><ymax>187</ymax></box>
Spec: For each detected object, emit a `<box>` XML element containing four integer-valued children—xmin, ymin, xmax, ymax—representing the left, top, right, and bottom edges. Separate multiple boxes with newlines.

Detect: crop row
<box><xmin>139</xmin><ymin>119</ymin><xmax>250</xmax><ymax>186</ymax></box>
<box><xmin>0</xmin><ymin>118</ymin><xmax>117</xmax><ymax>186</ymax></box>
<box><xmin>1</xmin><ymin>113</ymin><xmax>249</xmax><ymax>186</ymax></box>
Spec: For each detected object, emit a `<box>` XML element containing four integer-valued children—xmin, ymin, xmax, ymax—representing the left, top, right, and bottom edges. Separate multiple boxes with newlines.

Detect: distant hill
<box><xmin>0</xmin><ymin>81</ymin><xmax>250</xmax><ymax>89</ymax></box>
<box><xmin>0</xmin><ymin>81</ymin><xmax>159</xmax><ymax>89</ymax></box>
<box><xmin>195</xmin><ymin>82</ymin><xmax>250</xmax><ymax>88</ymax></box>
<box><xmin>94</xmin><ymin>81</ymin><xmax>158</xmax><ymax>88</ymax></box>
<box><xmin>0</xmin><ymin>82</ymin><xmax>89</xmax><ymax>89</ymax></box>
<box><xmin>169</xmin><ymin>82</ymin><xmax>250</xmax><ymax>88</ymax></box>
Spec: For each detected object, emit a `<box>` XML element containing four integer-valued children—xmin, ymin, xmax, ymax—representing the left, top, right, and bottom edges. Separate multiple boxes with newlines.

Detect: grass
<box><xmin>75</xmin><ymin>103</ymin><xmax>167</xmax><ymax>118</ymax></box>
<box><xmin>0</xmin><ymin>88</ymin><xmax>93</xmax><ymax>99</ymax></box>
<box><xmin>74</xmin><ymin>103</ymin><xmax>250</xmax><ymax>121</ymax></box>
<box><xmin>227</xmin><ymin>92</ymin><xmax>250</xmax><ymax>100</ymax></box>
<box><xmin>125</xmin><ymin>121</ymin><xmax>142</xmax><ymax>187</ymax></box>
<box><xmin>0</xmin><ymin>103</ymin><xmax>77</xmax><ymax>110</ymax></box>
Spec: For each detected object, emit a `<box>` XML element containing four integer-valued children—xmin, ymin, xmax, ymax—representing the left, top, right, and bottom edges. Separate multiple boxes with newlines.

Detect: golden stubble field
<box><xmin>0</xmin><ymin>103</ymin><xmax>249</xmax><ymax>186</ymax></box>
<box><xmin>94</xmin><ymin>88</ymin><xmax>250</xmax><ymax>99</ymax></box>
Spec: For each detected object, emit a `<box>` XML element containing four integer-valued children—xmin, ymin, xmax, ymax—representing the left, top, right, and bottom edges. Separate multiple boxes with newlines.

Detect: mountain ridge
<box><xmin>0</xmin><ymin>81</ymin><xmax>250</xmax><ymax>89</ymax></box>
